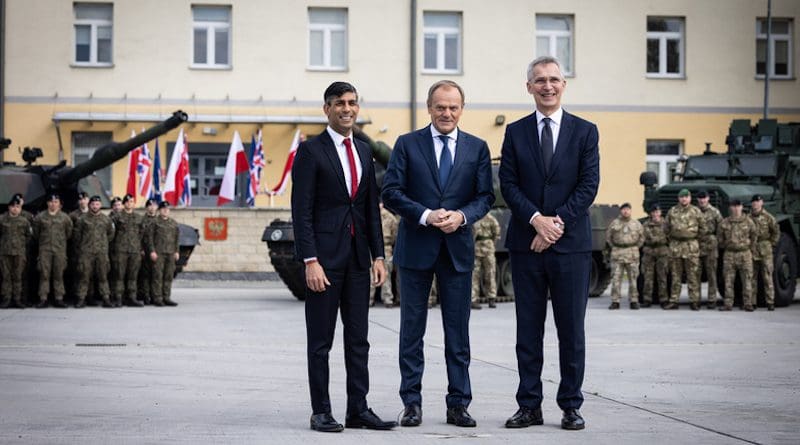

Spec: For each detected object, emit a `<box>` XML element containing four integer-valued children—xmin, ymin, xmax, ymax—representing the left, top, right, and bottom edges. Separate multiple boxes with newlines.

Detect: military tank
<box><xmin>263</xmin><ymin>128</ymin><xmax>614</xmax><ymax>301</ymax></box>
<box><xmin>639</xmin><ymin>118</ymin><xmax>800</xmax><ymax>307</ymax></box>
<box><xmin>0</xmin><ymin>110</ymin><xmax>199</xmax><ymax>274</ymax></box>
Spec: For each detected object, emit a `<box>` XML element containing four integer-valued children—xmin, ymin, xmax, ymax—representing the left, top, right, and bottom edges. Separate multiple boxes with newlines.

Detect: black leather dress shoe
<box><xmin>446</xmin><ymin>406</ymin><xmax>476</xmax><ymax>427</ymax></box>
<box><xmin>505</xmin><ymin>407</ymin><xmax>543</xmax><ymax>428</ymax></box>
<box><xmin>561</xmin><ymin>409</ymin><xmax>585</xmax><ymax>430</ymax></box>
<box><xmin>310</xmin><ymin>413</ymin><xmax>344</xmax><ymax>433</ymax></box>
<box><xmin>400</xmin><ymin>404</ymin><xmax>422</xmax><ymax>427</ymax></box>
<box><xmin>345</xmin><ymin>408</ymin><xmax>397</xmax><ymax>430</ymax></box>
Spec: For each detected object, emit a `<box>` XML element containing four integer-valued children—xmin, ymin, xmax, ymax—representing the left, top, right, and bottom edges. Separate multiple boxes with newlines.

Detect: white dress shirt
<box><xmin>530</xmin><ymin>107</ymin><xmax>564</xmax><ymax>225</ymax></box>
<box><xmin>327</xmin><ymin>126</ymin><xmax>362</xmax><ymax>197</ymax></box>
<box><xmin>419</xmin><ymin>126</ymin><xmax>467</xmax><ymax>226</ymax></box>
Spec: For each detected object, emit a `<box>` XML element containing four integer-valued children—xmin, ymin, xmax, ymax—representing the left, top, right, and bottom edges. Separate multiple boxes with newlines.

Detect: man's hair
<box><xmin>426</xmin><ymin>80</ymin><xmax>465</xmax><ymax>107</ymax></box>
<box><xmin>324</xmin><ymin>82</ymin><xmax>358</xmax><ymax>105</ymax></box>
<box><xmin>527</xmin><ymin>56</ymin><xmax>563</xmax><ymax>81</ymax></box>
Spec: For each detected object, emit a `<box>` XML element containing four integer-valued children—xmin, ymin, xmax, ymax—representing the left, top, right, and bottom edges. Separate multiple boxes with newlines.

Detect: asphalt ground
<box><xmin>0</xmin><ymin>281</ymin><xmax>798</xmax><ymax>445</ymax></box>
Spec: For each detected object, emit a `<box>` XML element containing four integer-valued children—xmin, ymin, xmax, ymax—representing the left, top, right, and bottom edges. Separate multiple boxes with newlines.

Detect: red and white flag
<box><xmin>217</xmin><ymin>131</ymin><xmax>249</xmax><ymax>206</ymax></box>
<box><xmin>138</xmin><ymin>135</ymin><xmax>153</xmax><ymax>199</ymax></box>
<box><xmin>126</xmin><ymin>130</ymin><xmax>140</xmax><ymax>201</ymax></box>
<box><xmin>164</xmin><ymin>128</ymin><xmax>191</xmax><ymax>206</ymax></box>
<box><xmin>269</xmin><ymin>129</ymin><xmax>302</xmax><ymax>196</ymax></box>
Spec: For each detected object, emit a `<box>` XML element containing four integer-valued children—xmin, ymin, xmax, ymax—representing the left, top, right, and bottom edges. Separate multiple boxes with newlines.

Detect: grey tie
<box><xmin>541</xmin><ymin>117</ymin><xmax>553</xmax><ymax>173</ymax></box>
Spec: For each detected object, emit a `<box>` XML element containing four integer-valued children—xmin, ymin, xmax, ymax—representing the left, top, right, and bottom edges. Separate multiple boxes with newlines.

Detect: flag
<box><xmin>164</xmin><ymin>128</ymin><xmax>191</xmax><ymax>206</ymax></box>
<box><xmin>151</xmin><ymin>139</ymin><xmax>163</xmax><ymax>203</ymax></box>
<box><xmin>126</xmin><ymin>130</ymin><xmax>140</xmax><ymax>202</ymax></box>
<box><xmin>138</xmin><ymin>136</ymin><xmax>152</xmax><ymax>199</ymax></box>
<box><xmin>269</xmin><ymin>129</ymin><xmax>301</xmax><ymax>196</ymax></box>
<box><xmin>217</xmin><ymin>131</ymin><xmax>249</xmax><ymax>206</ymax></box>
<box><xmin>247</xmin><ymin>130</ymin><xmax>265</xmax><ymax>207</ymax></box>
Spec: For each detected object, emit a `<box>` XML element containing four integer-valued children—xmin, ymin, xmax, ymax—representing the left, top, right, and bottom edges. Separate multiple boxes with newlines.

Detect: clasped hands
<box><xmin>531</xmin><ymin>215</ymin><xmax>565</xmax><ymax>253</ymax></box>
<box><xmin>426</xmin><ymin>208</ymin><xmax>464</xmax><ymax>234</ymax></box>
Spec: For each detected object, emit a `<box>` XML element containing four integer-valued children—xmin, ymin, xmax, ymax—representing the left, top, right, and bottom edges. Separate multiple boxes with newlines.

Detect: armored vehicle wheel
<box><xmin>771</xmin><ymin>233</ymin><xmax>797</xmax><ymax>307</ymax></box>
<box><xmin>589</xmin><ymin>252</ymin><xmax>611</xmax><ymax>298</ymax></box>
<box><xmin>497</xmin><ymin>255</ymin><xmax>513</xmax><ymax>297</ymax></box>
<box><xmin>269</xmin><ymin>241</ymin><xmax>306</xmax><ymax>301</ymax></box>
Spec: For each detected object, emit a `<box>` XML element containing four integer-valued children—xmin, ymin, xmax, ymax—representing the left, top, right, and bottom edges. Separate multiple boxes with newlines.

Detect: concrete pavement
<box><xmin>0</xmin><ymin>282</ymin><xmax>798</xmax><ymax>444</ymax></box>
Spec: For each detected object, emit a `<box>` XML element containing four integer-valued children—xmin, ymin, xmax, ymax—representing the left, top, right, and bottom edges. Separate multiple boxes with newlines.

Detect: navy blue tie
<box><xmin>541</xmin><ymin>117</ymin><xmax>554</xmax><ymax>173</ymax></box>
<box><xmin>438</xmin><ymin>135</ymin><xmax>452</xmax><ymax>188</ymax></box>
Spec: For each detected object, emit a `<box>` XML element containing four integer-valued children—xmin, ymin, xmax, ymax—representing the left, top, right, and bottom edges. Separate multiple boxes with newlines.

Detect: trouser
<box><xmin>77</xmin><ymin>253</ymin><xmax>110</xmax><ymax>301</ymax></box>
<box><xmin>753</xmin><ymin>257</ymin><xmax>775</xmax><ymax>305</ymax></box>
<box><xmin>151</xmin><ymin>254</ymin><xmax>177</xmax><ymax>303</ymax></box>
<box><xmin>113</xmin><ymin>252</ymin><xmax>142</xmax><ymax>303</ymax></box>
<box><xmin>610</xmin><ymin>260</ymin><xmax>639</xmax><ymax>303</ymax></box>
<box><xmin>0</xmin><ymin>255</ymin><xmax>26</xmax><ymax>304</ymax></box>
<box><xmin>723</xmin><ymin>251</ymin><xmax>753</xmax><ymax>307</ymax></box>
<box><xmin>471</xmin><ymin>254</ymin><xmax>497</xmax><ymax>303</ymax></box>
<box><xmin>670</xmin><ymin>256</ymin><xmax>700</xmax><ymax>304</ymax></box>
<box><xmin>138</xmin><ymin>253</ymin><xmax>153</xmax><ymax>301</ymax></box>
<box><xmin>38</xmin><ymin>251</ymin><xmax>67</xmax><ymax>303</ymax></box>
<box><xmin>700</xmin><ymin>252</ymin><xmax>719</xmax><ymax>303</ymax></box>
<box><xmin>641</xmin><ymin>252</ymin><xmax>668</xmax><ymax>303</ymax></box>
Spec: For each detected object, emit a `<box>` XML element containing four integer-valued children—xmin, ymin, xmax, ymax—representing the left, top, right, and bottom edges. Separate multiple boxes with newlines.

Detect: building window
<box><xmin>308</xmin><ymin>8</ymin><xmax>347</xmax><ymax>71</ymax></box>
<box><xmin>646</xmin><ymin>17</ymin><xmax>684</xmax><ymax>78</ymax></box>
<box><xmin>757</xmin><ymin>18</ymin><xmax>793</xmax><ymax>79</ymax></box>
<box><xmin>646</xmin><ymin>140</ymin><xmax>682</xmax><ymax>187</ymax></box>
<box><xmin>73</xmin><ymin>3</ymin><xmax>113</xmax><ymax>66</ymax></box>
<box><xmin>192</xmin><ymin>5</ymin><xmax>231</xmax><ymax>68</ymax></box>
<box><xmin>72</xmin><ymin>132</ymin><xmax>113</xmax><ymax>196</ymax></box>
<box><xmin>535</xmin><ymin>15</ymin><xmax>574</xmax><ymax>76</ymax></box>
<box><xmin>423</xmin><ymin>11</ymin><xmax>461</xmax><ymax>73</ymax></box>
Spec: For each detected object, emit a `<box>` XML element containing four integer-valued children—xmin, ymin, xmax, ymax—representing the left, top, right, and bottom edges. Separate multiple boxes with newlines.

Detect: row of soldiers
<box><xmin>0</xmin><ymin>192</ymin><xmax>181</xmax><ymax>309</ymax></box>
<box><xmin>606</xmin><ymin>189</ymin><xmax>780</xmax><ymax>311</ymax></box>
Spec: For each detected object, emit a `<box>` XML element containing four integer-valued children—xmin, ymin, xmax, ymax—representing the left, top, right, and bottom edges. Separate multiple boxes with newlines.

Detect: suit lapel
<box><xmin>523</xmin><ymin>113</ymin><xmax>546</xmax><ymax>177</ymax></box>
<box><xmin>444</xmin><ymin>130</ymin><xmax>467</xmax><ymax>192</ymax></box>
<box><xmin>416</xmin><ymin>126</ymin><xmax>442</xmax><ymax>192</ymax></box>
<box><xmin>548</xmin><ymin>111</ymin><xmax>574</xmax><ymax>179</ymax></box>
<box><xmin>318</xmin><ymin>131</ymin><xmax>350</xmax><ymax>198</ymax></box>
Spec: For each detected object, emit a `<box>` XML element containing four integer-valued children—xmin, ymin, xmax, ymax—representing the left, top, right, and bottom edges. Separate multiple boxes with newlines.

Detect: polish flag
<box><xmin>217</xmin><ymin>131</ymin><xmax>249</xmax><ymax>206</ymax></box>
<box><xmin>126</xmin><ymin>130</ymin><xmax>140</xmax><ymax>202</ymax></box>
<box><xmin>269</xmin><ymin>129</ymin><xmax>302</xmax><ymax>196</ymax></box>
<box><xmin>164</xmin><ymin>128</ymin><xmax>191</xmax><ymax>206</ymax></box>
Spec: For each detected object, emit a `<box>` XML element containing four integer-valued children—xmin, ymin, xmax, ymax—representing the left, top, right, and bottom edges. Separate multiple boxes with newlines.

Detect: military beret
<box><xmin>729</xmin><ymin>199</ymin><xmax>742</xmax><ymax>206</ymax></box>
<box><xmin>12</xmin><ymin>193</ymin><xmax>23</xmax><ymax>200</ymax></box>
<box><xmin>620</xmin><ymin>202</ymin><xmax>631</xmax><ymax>209</ymax></box>
<box><xmin>158</xmin><ymin>201</ymin><xmax>170</xmax><ymax>209</ymax></box>
<box><xmin>696</xmin><ymin>190</ymin><xmax>708</xmax><ymax>198</ymax></box>
<box><xmin>8</xmin><ymin>197</ymin><xmax>22</xmax><ymax>206</ymax></box>
<box><xmin>751</xmin><ymin>194</ymin><xmax>763</xmax><ymax>202</ymax></box>
<box><xmin>649</xmin><ymin>203</ymin><xmax>661</xmax><ymax>212</ymax></box>
<box><xmin>89</xmin><ymin>195</ymin><xmax>102</xmax><ymax>203</ymax></box>
<box><xmin>677</xmin><ymin>189</ymin><xmax>691</xmax><ymax>197</ymax></box>
<box><xmin>110</xmin><ymin>196</ymin><xmax>122</xmax><ymax>204</ymax></box>
<box><xmin>77</xmin><ymin>192</ymin><xmax>89</xmax><ymax>199</ymax></box>
<box><xmin>122</xmin><ymin>194</ymin><xmax>134</xmax><ymax>204</ymax></box>
<box><xmin>47</xmin><ymin>194</ymin><xmax>61</xmax><ymax>202</ymax></box>
<box><xmin>145</xmin><ymin>198</ymin><xmax>156</xmax><ymax>207</ymax></box>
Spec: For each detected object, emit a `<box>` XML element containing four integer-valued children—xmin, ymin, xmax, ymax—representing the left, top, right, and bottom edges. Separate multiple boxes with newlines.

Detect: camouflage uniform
<box><xmin>749</xmin><ymin>209</ymin><xmax>780</xmax><ymax>306</ymax></box>
<box><xmin>471</xmin><ymin>213</ymin><xmax>500</xmax><ymax>304</ymax></box>
<box><xmin>67</xmin><ymin>208</ymin><xmax>89</xmax><ymax>299</ymax></box>
<box><xmin>428</xmin><ymin>278</ymin><xmax>438</xmax><ymax>308</ymax></box>
<box><xmin>718</xmin><ymin>215</ymin><xmax>757</xmax><ymax>308</ymax></box>
<box><xmin>73</xmin><ymin>211</ymin><xmax>115</xmax><ymax>306</ymax></box>
<box><xmin>370</xmin><ymin>207</ymin><xmax>399</xmax><ymax>306</ymax></box>
<box><xmin>110</xmin><ymin>210</ymin><xmax>144</xmax><ymax>305</ymax></box>
<box><xmin>606</xmin><ymin>215</ymin><xmax>644</xmax><ymax>304</ymax></box>
<box><xmin>32</xmin><ymin>210</ymin><xmax>72</xmax><ymax>304</ymax></box>
<box><xmin>698</xmin><ymin>204</ymin><xmax>723</xmax><ymax>304</ymax></box>
<box><xmin>641</xmin><ymin>217</ymin><xmax>669</xmax><ymax>304</ymax></box>
<box><xmin>0</xmin><ymin>212</ymin><xmax>32</xmax><ymax>307</ymax></box>
<box><xmin>137</xmin><ymin>213</ymin><xmax>157</xmax><ymax>303</ymax></box>
<box><xmin>147</xmin><ymin>215</ymin><xmax>179</xmax><ymax>305</ymax></box>
<box><xmin>666</xmin><ymin>204</ymin><xmax>707</xmax><ymax>304</ymax></box>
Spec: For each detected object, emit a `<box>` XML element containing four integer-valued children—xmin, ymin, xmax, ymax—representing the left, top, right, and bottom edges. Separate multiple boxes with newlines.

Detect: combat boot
<box><xmin>743</xmin><ymin>305</ymin><xmax>754</xmax><ymax>312</ymax></box>
<box><xmin>719</xmin><ymin>304</ymin><xmax>732</xmax><ymax>311</ymax></box>
<box><xmin>662</xmin><ymin>302</ymin><xmax>679</xmax><ymax>310</ymax></box>
<box><xmin>0</xmin><ymin>299</ymin><xmax>10</xmax><ymax>309</ymax></box>
<box><xmin>75</xmin><ymin>299</ymin><xmax>86</xmax><ymax>309</ymax></box>
<box><xmin>690</xmin><ymin>302</ymin><xmax>700</xmax><ymax>311</ymax></box>
<box><xmin>630</xmin><ymin>302</ymin><xmax>640</xmax><ymax>310</ymax></box>
<box><xmin>152</xmin><ymin>299</ymin><xmax>164</xmax><ymax>307</ymax></box>
<box><xmin>767</xmin><ymin>304</ymin><xmax>775</xmax><ymax>311</ymax></box>
<box><xmin>641</xmin><ymin>301</ymin><xmax>652</xmax><ymax>308</ymax></box>
<box><xmin>113</xmin><ymin>296</ymin><xmax>123</xmax><ymax>308</ymax></box>
<box><xmin>163</xmin><ymin>299</ymin><xmax>178</xmax><ymax>307</ymax></box>
<box><xmin>101</xmin><ymin>296</ymin><xmax>113</xmax><ymax>308</ymax></box>
<box><xmin>53</xmin><ymin>300</ymin><xmax>67</xmax><ymax>309</ymax></box>
<box><xmin>608</xmin><ymin>302</ymin><xmax>620</xmax><ymax>310</ymax></box>
<box><xmin>126</xmin><ymin>297</ymin><xmax>144</xmax><ymax>307</ymax></box>
<box><xmin>707</xmin><ymin>301</ymin><xmax>717</xmax><ymax>309</ymax></box>
<box><xmin>35</xmin><ymin>301</ymin><xmax>48</xmax><ymax>309</ymax></box>
<box><xmin>488</xmin><ymin>301</ymin><xmax>496</xmax><ymax>309</ymax></box>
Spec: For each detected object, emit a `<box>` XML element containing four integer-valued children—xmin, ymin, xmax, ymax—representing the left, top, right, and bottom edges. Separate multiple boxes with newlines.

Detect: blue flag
<box><xmin>152</xmin><ymin>138</ymin><xmax>163</xmax><ymax>203</ymax></box>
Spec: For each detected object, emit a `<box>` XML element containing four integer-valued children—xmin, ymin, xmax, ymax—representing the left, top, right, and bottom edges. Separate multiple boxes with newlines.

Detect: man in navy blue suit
<box><xmin>382</xmin><ymin>80</ymin><xmax>494</xmax><ymax>428</ymax></box>
<box><xmin>291</xmin><ymin>82</ymin><xmax>397</xmax><ymax>433</ymax></box>
<box><xmin>499</xmin><ymin>57</ymin><xmax>600</xmax><ymax>431</ymax></box>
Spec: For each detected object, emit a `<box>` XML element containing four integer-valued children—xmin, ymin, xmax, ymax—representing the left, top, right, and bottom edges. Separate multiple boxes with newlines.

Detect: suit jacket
<box><xmin>291</xmin><ymin>130</ymin><xmax>384</xmax><ymax>270</ymax></box>
<box><xmin>498</xmin><ymin>110</ymin><xmax>600</xmax><ymax>254</ymax></box>
<box><xmin>381</xmin><ymin>125</ymin><xmax>494</xmax><ymax>273</ymax></box>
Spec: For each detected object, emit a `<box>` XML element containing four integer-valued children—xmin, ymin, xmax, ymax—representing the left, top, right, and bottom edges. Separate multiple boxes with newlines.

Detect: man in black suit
<box><xmin>382</xmin><ymin>80</ymin><xmax>494</xmax><ymax>428</ymax></box>
<box><xmin>291</xmin><ymin>82</ymin><xmax>397</xmax><ymax>433</ymax></box>
<box><xmin>499</xmin><ymin>56</ymin><xmax>600</xmax><ymax>430</ymax></box>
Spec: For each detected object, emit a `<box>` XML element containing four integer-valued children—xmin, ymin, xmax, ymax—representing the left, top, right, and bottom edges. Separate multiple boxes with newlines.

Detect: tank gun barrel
<box><xmin>58</xmin><ymin>110</ymin><xmax>188</xmax><ymax>185</ymax></box>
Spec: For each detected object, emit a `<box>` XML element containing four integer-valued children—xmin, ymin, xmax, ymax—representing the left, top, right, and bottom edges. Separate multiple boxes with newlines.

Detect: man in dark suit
<box><xmin>382</xmin><ymin>80</ymin><xmax>494</xmax><ymax>428</ymax></box>
<box><xmin>291</xmin><ymin>82</ymin><xmax>397</xmax><ymax>433</ymax></box>
<box><xmin>499</xmin><ymin>56</ymin><xmax>600</xmax><ymax>431</ymax></box>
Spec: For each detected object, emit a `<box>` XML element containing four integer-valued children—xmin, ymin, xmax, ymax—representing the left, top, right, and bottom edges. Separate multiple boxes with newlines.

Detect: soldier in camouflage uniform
<box><xmin>471</xmin><ymin>213</ymin><xmax>500</xmax><ymax>309</ymax></box>
<box><xmin>12</xmin><ymin>193</ymin><xmax>35</xmax><ymax>305</ymax></box>
<box><xmin>137</xmin><ymin>199</ymin><xmax>158</xmax><ymax>304</ymax></box>
<box><xmin>717</xmin><ymin>199</ymin><xmax>757</xmax><ymax>311</ymax></box>
<box><xmin>11</xmin><ymin>193</ymin><xmax>35</xmax><ymax>224</ymax></box>
<box><xmin>370</xmin><ymin>204</ymin><xmax>400</xmax><ymax>307</ymax></box>
<box><xmin>110</xmin><ymin>196</ymin><xmax>123</xmax><ymax>214</ymax></box>
<box><xmin>72</xmin><ymin>195</ymin><xmax>115</xmax><ymax>308</ymax></box>
<box><xmin>0</xmin><ymin>197</ymin><xmax>32</xmax><ymax>309</ymax></box>
<box><xmin>67</xmin><ymin>192</ymin><xmax>90</xmax><ymax>301</ymax></box>
<box><xmin>32</xmin><ymin>194</ymin><xmax>72</xmax><ymax>308</ymax></box>
<box><xmin>641</xmin><ymin>204</ymin><xmax>669</xmax><ymax>307</ymax></box>
<box><xmin>110</xmin><ymin>194</ymin><xmax>144</xmax><ymax>307</ymax></box>
<box><xmin>665</xmin><ymin>189</ymin><xmax>707</xmax><ymax>310</ymax></box>
<box><xmin>749</xmin><ymin>195</ymin><xmax>780</xmax><ymax>311</ymax></box>
<box><xmin>606</xmin><ymin>203</ymin><xmax>644</xmax><ymax>309</ymax></box>
<box><xmin>146</xmin><ymin>201</ymin><xmax>179</xmax><ymax>307</ymax></box>
<box><xmin>696</xmin><ymin>190</ymin><xmax>723</xmax><ymax>308</ymax></box>
<box><xmin>428</xmin><ymin>279</ymin><xmax>438</xmax><ymax>309</ymax></box>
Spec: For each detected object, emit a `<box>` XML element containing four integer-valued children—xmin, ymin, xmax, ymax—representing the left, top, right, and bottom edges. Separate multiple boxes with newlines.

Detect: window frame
<box><xmin>535</xmin><ymin>14</ymin><xmax>575</xmax><ymax>77</ymax></box>
<box><xmin>646</xmin><ymin>140</ymin><xmax>683</xmax><ymax>187</ymax></box>
<box><xmin>756</xmin><ymin>18</ymin><xmax>794</xmax><ymax>79</ymax></box>
<box><xmin>190</xmin><ymin>5</ymin><xmax>232</xmax><ymax>70</ymax></box>
<box><xmin>646</xmin><ymin>17</ymin><xmax>685</xmax><ymax>79</ymax></box>
<box><xmin>421</xmin><ymin>11</ymin><xmax>462</xmax><ymax>75</ymax></box>
<box><xmin>72</xmin><ymin>3</ymin><xmax>113</xmax><ymax>67</ymax></box>
<box><xmin>307</xmin><ymin>8</ymin><xmax>348</xmax><ymax>72</ymax></box>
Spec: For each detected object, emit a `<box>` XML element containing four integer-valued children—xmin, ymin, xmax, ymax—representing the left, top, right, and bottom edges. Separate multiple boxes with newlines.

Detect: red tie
<box><xmin>344</xmin><ymin>138</ymin><xmax>358</xmax><ymax>236</ymax></box>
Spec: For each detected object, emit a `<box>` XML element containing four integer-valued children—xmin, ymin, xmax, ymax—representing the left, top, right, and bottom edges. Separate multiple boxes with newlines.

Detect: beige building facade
<box><xmin>2</xmin><ymin>0</ymin><xmax>799</xmax><ymax>213</ymax></box>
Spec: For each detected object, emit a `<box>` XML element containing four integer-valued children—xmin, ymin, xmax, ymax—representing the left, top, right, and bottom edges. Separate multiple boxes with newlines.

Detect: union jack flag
<box><xmin>247</xmin><ymin>130</ymin><xmax>265</xmax><ymax>207</ymax></box>
<box><xmin>138</xmin><ymin>138</ymin><xmax>153</xmax><ymax>199</ymax></box>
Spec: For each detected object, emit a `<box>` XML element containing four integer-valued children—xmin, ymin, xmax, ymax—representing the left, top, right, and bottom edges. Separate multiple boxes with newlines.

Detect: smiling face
<box><xmin>323</xmin><ymin>91</ymin><xmax>359</xmax><ymax>137</ymax></box>
<box><xmin>78</xmin><ymin>196</ymin><xmax>89</xmax><ymax>211</ymax></box>
<box><xmin>620</xmin><ymin>207</ymin><xmax>632</xmax><ymax>219</ymax></box>
<box><xmin>650</xmin><ymin>208</ymin><xmax>662</xmax><ymax>222</ymax></box>
<box><xmin>428</xmin><ymin>86</ymin><xmax>464</xmax><ymax>134</ymax></box>
<box><xmin>8</xmin><ymin>203</ymin><xmax>21</xmax><ymax>217</ymax></box>
<box><xmin>527</xmin><ymin>62</ymin><xmax>566</xmax><ymax>116</ymax></box>
<box><xmin>47</xmin><ymin>199</ymin><xmax>60</xmax><ymax>213</ymax></box>
<box><xmin>698</xmin><ymin>196</ymin><xmax>710</xmax><ymax>208</ymax></box>
<box><xmin>678</xmin><ymin>195</ymin><xmax>691</xmax><ymax>206</ymax></box>
<box><xmin>89</xmin><ymin>200</ymin><xmax>102</xmax><ymax>213</ymax></box>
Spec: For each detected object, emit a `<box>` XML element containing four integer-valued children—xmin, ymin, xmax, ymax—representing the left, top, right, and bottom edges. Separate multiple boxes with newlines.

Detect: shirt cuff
<box><xmin>374</xmin><ymin>256</ymin><xmax>385</xmax><ymax>260</ymax></box>
<box><xmin>303</xmin><ymin>257</ymin><xmax>318</xmax><ymax>264</ymax></box>
<box><xmin>529</xmin><ymin>211</ymin><xmax>541</xmax><ymax>225</ymax></box>
<box><xmin>458</xmin><ymin>210</ymin><xmax>468</xmax><ymax>226</ymax></box>
<box><xmin>419</xmin><ymin>209</ymin><xmax>432</xmax><ymax>226</ymax></box>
